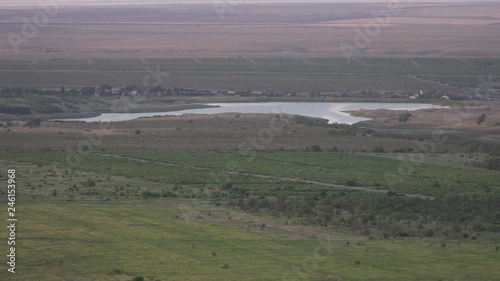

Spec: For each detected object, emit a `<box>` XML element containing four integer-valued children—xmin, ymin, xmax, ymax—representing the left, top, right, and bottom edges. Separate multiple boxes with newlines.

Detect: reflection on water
<box><xmin>56</xmin><ymin>102</ymin><xmax>443</xmax><ymax>125</ymax></box>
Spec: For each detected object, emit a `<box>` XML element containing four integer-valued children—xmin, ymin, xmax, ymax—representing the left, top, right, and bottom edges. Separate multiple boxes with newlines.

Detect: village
<box><xmin>2</xmin><ymin>83</ymin><xmax>495</xmax><ymax>101</ymax></box>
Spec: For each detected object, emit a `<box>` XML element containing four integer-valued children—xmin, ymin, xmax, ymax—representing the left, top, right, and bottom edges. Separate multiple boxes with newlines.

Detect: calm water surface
<box><xmin>57</xmin><ymin>102</ymin><xmax>444</xmax><ymax>125</ymax></box>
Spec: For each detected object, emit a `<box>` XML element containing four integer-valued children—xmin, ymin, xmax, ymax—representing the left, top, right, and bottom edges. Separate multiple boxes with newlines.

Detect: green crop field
<box><xmin>2</xmin><ymin>1</ymin><xmax>500</xmax><ymax>279</ymax></box>
<box><xmin>0</xmin><ymin>57</ymin><xmax>498</xmax><ymax>92</ymax></box>
<box><xmin>0</xmin><ymin>103</ymin><xmax>499</xmax><ymax>281</ymax></box>
<box><xmin>0</xmin><ymin>66</ymin><xmax>500</xmax><ymax>281</ymax></box>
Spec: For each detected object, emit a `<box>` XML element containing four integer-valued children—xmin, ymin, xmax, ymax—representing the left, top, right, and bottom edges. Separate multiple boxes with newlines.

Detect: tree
<box><xmin>23</xmin><ymin>119</ymin><xmax>42</xmax><ymax>127</ymax></box>
<box><xmin>310</xmin><ymin>145</ymin><xmax>322</xmax><ymax>152</ymax></box>
<box><xmin>98</xmin><ymin>84</ymin><xmax>112</xmax><ymax>96</ymax></box>
<box><xmin>80</xmin><ymin>87</ymin><xmax>96</xmax><ymax>96</ymax></box>
<box><xmin>477</xmin><ymin>113</ymin><xmax>486</xmax><ymax>125</ymax></box>
<box><xmin>398</xmin><ymin>112</ymin><xmax>412</xmax><ymax>123</ymax></box>
<box><xmin>84</xmin><ymin>178</ymin><xmax>96</xmax><ymax>187</ymax></box>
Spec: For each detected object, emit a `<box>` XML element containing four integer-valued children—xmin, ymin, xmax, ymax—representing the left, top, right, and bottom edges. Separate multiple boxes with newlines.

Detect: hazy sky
<box><xmin>0</xmin><ymin>0</ymin><xmax>494</xmax><ymax>7</ymax></box>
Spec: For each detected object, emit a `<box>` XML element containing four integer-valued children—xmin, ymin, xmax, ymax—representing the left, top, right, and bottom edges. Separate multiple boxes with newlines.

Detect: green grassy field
<box><xmin>0</xmin><ymin>203</ymin><xmax>498</xmax><ymax>281</ymax></box>
<box><xmin>1</xmin><ymin>110</ymin><xmax>499</xmax><ymax>280</ymax></box>
<box><xmin>3</xmin><ymin>150</ymin><xmax>499</xmax><ymax>201</ymax></box>
<box><xmin>0</xmin><ymin>57</ymin><xmax>498</xmax><ymax>91</ymax></box>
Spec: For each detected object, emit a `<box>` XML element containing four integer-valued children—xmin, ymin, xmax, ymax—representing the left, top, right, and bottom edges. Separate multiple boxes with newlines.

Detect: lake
<box><xmin>57</xmin><ymin>102</ymin><xmax>444</xmax><ymax>125</ymax></box>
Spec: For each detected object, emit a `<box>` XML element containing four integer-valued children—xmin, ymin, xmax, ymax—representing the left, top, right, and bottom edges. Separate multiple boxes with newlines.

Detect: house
<box><xmin>178</xmin><ymin>88</ymin><xmax>215</xmax><ymax>96</ymax></box>
<box><xmin>297</xmin><ymin>92</ymin><xmax>311</xmax><ymax>98</ymax></box>
<box><xmin>112</xmin><ymin>86</ymin><xmax>121</xmax><ymax>95</ymax></box>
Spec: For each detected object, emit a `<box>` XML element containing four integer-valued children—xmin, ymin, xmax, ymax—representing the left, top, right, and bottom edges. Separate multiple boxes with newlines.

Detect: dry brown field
<box><xmin>1</xmin><ymin>2</ymin><xmax>500</xmax><ymax>59</ymax></box>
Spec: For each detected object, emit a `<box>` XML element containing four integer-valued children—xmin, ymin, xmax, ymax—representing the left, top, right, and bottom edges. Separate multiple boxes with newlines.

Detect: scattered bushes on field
<box><xmin>23</xmin><ymin>118</ymin><xmax>42</xmax><ymax>127</ymax></box>
<box><xmin>476</xmin><ymin>113</ymin><xmax>486</xmax><ymax>125</ymax></box>
<box><xmin>141</xmin><ymin>190</ymin><xmax>160</xmax><ymax>199</ymax></box>
<box><xmin>467</xmin><ymin>141</ymin><xmax>500</xmax><ymax>155</ymax></box>
<box><xmin>231</xmin><ymin>193</ymin><xmax>500</xmax><ymax>238</ymax></box>
<box><xmin>344</xmin><ymin>180</ymin><xmax>358</xmax><ymax>186</ymax></box>
<box><xmin>478</xmin><ymin>158</ymin><xmax>500</xmax><ymax>171</ymax></box>
<box><xmin>0</xmin><ymin>103</ymin><xmax>31</xmax><ymax>115</ymax></box>
<box><xmin>84</xmin><ymin>178</ymin><xmax>96</xmax><ymax>187</ymax></box>
<box><xmin>292</xmin><ymin>115</ymin><xmax>329</xmax><ymax>127</ymax></box>
<box><xmin>398</xmin><ymin>112</ymin><xmax>412</xmax><ymax>123</ymax></box>
<box><xmin>306</xmin><ymin>145</ymin><xmax>322</xmax><ymax>152</ymax></box>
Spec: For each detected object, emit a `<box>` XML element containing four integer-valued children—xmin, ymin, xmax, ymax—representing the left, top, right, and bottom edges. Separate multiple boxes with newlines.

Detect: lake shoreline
<box><xmin>53</xmin><ymin>102</ymin><xmax>445</xmax><ymax>125</ymax></box>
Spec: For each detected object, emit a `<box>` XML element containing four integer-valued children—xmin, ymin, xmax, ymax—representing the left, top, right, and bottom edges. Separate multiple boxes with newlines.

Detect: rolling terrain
<box><xmin>1</xmin><ymin>2</ymin><xmax>500</xmax><ymax>281</ymax></box>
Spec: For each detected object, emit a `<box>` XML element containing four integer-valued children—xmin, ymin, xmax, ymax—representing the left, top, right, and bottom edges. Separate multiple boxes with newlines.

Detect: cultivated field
<box><xmin>1</xmin><ymin>2</ymin><xmax>500</xmax><ymax>280</ymax></box>
<box><xmin>1</xmin><ymin>109</ymin><xmax>500</xmax><ymax>280</ymax></box>
<box><xmin>1</xmin><ymin>2</ymin><xmax>500</xmax><ymax>59</ymax></box>
<box><xmin>0</xmin><ymin>57</ymin><xmax>499</xmax><ymax>92</ymax></box>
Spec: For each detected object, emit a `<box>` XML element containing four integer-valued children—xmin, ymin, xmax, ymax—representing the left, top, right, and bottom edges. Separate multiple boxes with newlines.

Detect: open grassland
<box><xmin>0</xmin><ymin>108</ymin><xmax>499</xmax><ymax>280</ymax></box>
<box><xmin>1</xmin><ymin>2</ymin><xmax>500</xmax><ymax>279</ymax></box>
<box><xmin>4</xmin><ymin>149</ymin><xmax>499</xmax><ymax>199</ymax></box>
<box><xmin>0</xmin><ymin>203</ymin><xmax>497</xmax><ymax>281</ymax></box>
<box><xmin>0</xmin><ymin>113</ymin><xmax>467</xmax><ymax>153</ymax></box>
<box><xmin>0</xmin><ymin>57</ymin><xmax>499</xmax><ymax>91</ymax></box>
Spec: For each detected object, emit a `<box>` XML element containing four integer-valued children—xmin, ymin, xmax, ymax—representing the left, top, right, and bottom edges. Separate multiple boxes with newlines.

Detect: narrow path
<box><xmin>102</xmin><ymin>71</ymin><xmax>122</xmax><ymax>85</ymax></box>
<box><xmin>95</xmin><ymin>153</ymin><xmax>434</xmax><ymax>199</ymax></box>
<box><xmin>299</xmin><ymin>58</ymin><xmax>313</xmax><ymax>65</ymax></box>
<box><xmin>454</xmin><ymin>58</ymin><xmax>492</xmax><ymax>77</ymax></box>
<box><xmin>242</xmin><ymin>57</ymin><xmax>264</xmax><ymax>72</ymax></box>
<box><xmin>248</xmin><ymin>64</ymin><xmax>264</xmax><ymax>72</ymax></box>
<box><xmin>37</xmin><ymin>71</ymin><xmax>56</xmax><ymax>86</ymax></box>
<box><xmin>246</xmin><ymin>78</ymin><xmax>268</xmax><ymax>91</ymax></box>
<box><xmin>191</xmin><ymin>58</ymin><xmax>203</xmax><ymax>64</ymax></box>
<box><xmin>171</xmin><ymin>75</ymin><xmax>196</xmax><ymax>88</ymax></box>
<box><xmin>30</xmin><ymin>60</ymin><xmax>55</xmax><ymax>85</ymax></box>
<box><xmin>407</xmin><ymin>59</ymin><xmax>420</xmax><ymax>66</ymax></box>
<box><xmin>405</xmin><ymin>74</ymin><xmax>459</xmax><ymax>90</ymax></box>
<box><xmin>244</xmin><ymin>57</ymin><xmax>257</xmax><ymax>64</ymax></box>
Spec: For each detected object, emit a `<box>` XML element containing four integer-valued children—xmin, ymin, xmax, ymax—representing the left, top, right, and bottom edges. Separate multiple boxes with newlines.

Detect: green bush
<box><xmin>477</xmin><ymin>113</ymin><xmax>486</xmax><ymax>125</ymax></box>
<box><xmin>398</xmin><ymin>112</ymin><xmax>412</xmax><ymax>123</ymax></box>
<box><xmin>23</xmin><ymin>119</ymin><xmax>42</xmax><ymax>127</ymax></box>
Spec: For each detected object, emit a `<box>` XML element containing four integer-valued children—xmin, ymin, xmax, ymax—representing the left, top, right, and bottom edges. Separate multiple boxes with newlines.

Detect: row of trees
<box><xmin>0</xmin><ymin>103</ymin><xmax>31</xmax><ymax>115</ymax></box>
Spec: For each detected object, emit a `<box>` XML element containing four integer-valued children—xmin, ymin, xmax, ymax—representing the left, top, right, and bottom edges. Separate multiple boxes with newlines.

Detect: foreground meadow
<box><xmin>0</xmin><ymin>203</ymin><xmax>497</xmax><ymax>281</ymax></box>
<box><xmin>0</xmin><ymin>109</ymin><xmax>499</xmax><ymax>280</ymax></box>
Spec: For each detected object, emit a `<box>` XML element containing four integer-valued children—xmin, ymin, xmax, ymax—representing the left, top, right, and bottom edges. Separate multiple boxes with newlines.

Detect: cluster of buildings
<box><xmin>47</xmin><ymin>84</ymin><xmax>500</xmax><ymax>101</ymax></box>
